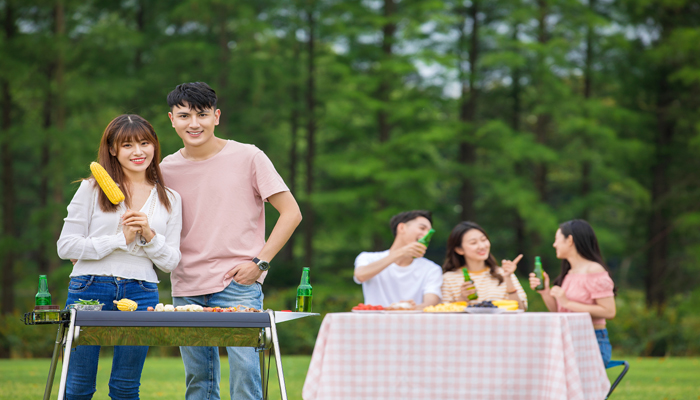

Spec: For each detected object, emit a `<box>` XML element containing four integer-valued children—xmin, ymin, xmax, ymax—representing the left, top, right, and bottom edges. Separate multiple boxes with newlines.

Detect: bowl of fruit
<box><xmin>465</xmin><ymin>300</ymin><xmax>504</xmax><ymax>314</ymax></box>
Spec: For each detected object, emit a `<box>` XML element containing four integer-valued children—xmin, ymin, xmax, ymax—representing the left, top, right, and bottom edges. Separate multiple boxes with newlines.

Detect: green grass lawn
<box><xmin>0</xmin><ymin>354</ymin><xmax>310</xmax><ymax>400</ymax></box>
<box><xmin>1</xmin><ymin>355</ymin><xmax>698</xmax><ymax>399</ymax></box>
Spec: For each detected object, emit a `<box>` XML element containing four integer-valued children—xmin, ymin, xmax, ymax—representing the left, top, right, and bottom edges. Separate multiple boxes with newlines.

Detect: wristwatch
<box><xmin>252</xmin><ymin>257</ymin><xmax>270</xmax><ymax>271</ymax></box>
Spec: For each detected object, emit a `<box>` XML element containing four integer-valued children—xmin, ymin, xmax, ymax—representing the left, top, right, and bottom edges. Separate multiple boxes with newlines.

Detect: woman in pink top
<box><xmin>529</xmin><ymin>219</ymin><xmax>616</xmax><ymax>366</ymax></box>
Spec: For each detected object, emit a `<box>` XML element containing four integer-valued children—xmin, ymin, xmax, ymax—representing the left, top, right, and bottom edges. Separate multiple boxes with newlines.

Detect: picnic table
<box><xmin>303</xmin><ymin>312</ymin><xmax>610</xmax><ymax>400</ymax></box>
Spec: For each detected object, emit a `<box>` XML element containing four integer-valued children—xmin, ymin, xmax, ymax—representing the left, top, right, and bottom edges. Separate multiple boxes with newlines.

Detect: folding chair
<box><xmin>605</xmin><ymin>360</ymin><xmax>629</xmax><ymax>399</ymax></box>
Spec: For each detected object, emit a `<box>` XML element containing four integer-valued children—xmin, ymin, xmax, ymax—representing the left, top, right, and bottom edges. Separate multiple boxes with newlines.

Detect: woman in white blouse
<box><xmin>57</xmin><ymin>114</ymin><xmax>182</xmax><ymax>400</ymax></box>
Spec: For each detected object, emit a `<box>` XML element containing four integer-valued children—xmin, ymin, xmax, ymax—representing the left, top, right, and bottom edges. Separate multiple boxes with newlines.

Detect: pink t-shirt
<box><xmin>557</xmin><ymin>271</ymin><xmax>615</xmax><ymax>326</ymax></box>
<box><xmin>161</xmin><ymin>140</ymin><xmax>289</xmax><ymax>297</ymax></box>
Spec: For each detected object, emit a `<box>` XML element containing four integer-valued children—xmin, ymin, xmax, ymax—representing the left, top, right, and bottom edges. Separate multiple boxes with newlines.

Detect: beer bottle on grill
<box><xmin>35</xmin><ymin>275</ymin><xmax>52</xmax><ymax>306</ymax></box>
<box><xmin>534</xmin><ymin>256</ymin><xmax>545</xmax><ymax>291</ymax></box>
<box><xmin>295</xmin><ymin>267</ymin><xmax>313</xmax><ymax>312</ymax></box>
<box><xmin>462</xmin><ymin>269</ymin><xmax>478</xmax><ymax>301</ymax></box>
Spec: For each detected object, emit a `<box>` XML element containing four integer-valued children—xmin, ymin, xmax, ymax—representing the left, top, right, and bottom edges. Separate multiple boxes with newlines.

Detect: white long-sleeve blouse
<box><xmin>57</xmin><ymin>179</ymin><xmax>182</xmax><ymax>283</ymax></box>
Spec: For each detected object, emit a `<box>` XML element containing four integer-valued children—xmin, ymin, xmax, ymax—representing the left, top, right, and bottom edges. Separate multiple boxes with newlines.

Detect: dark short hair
<box><xmin>389</xmin><ymin>210</ymin><xmax>432</xmax><ymax>237</ymax></box>
<box><xmin>167</xmin><ymin>82</ymin><xmax>218</xmax><ymax>112</ymax></box>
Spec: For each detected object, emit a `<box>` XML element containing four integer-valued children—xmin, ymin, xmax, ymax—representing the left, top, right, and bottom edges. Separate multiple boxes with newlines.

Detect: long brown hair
<box><xmin>92</xmin><ymin>114</ymin><xmax>171</xmax><ymax>213</ymax></box>
<box><xmin>442</xmin><ymin>221</ymin><xmax>504</xmax><ymax>285</ymax></box>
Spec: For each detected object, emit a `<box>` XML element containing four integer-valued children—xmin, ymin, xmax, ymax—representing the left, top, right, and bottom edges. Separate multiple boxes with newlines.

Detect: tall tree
<box><xmin>304</xmin><ymin>5</ymin><xmax>316</xmax><ymax>268</ymax></box>
<box><xmin>580</xmin><ymin>0</ymin><xmax>596</xmax><ymax>221</ymax></box>
<box><xmin>1</xmin><ymin>0</ymin><xmax>18</xmax><ymax>319</ymax></box>
<box><xmin>457</xmin><ymin>0</ymin><xmax>480</xmax><ymax>221</ymax></box>
<box><xmin>533</xmin><ymin>0</ymin><xmax>550</xmax><ymax>204</ymax></box>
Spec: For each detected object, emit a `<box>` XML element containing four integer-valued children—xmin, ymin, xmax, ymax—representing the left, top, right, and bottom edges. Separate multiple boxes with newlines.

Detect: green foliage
<box><xmin>264</xmin><ymin>278</ymin><xmax>363</xmax><ymax>355</ymax></box>
<box><xmin>609</xmin><ymin>289</ymin><xmax>700</xmax><ymax>357</ymax></box>
<box><xmin>0</xmin><ymin>313</ymin><xmax>56</xmax><ymax>358</ymax></box>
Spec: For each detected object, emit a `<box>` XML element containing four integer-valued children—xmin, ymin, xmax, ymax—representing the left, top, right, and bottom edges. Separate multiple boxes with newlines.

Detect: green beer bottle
<box><xmin>413</xmin><ymin>228</ymin><xmax>435</xmax><ymax>259</ymax></box>
<box><xmin>417</xmin><ymin>228</ymin><xmax>436</xmax><ymax>247</ymax></box>
<box><xmin>295</xmin><ymin>267</ymin><xmax>312</xmax><ymax>312</ymax></box>
<box><xmin>462</xmin><ymin>269</ymin><xmax>478</xmax><ymax>301</ymax></box>
<box><xmin>534</xmin><ymin>256</ymin><xmax>545</xmax><ymax>291</ymax></box>
<box><xmin>35</xmin><ymin>275</ymin><xmax>52</xmax><ymax>306</ymax></box>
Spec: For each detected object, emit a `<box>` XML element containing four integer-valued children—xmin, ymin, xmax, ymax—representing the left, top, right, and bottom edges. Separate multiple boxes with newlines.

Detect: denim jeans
<box><xmin>64</xmin><ymin>275</ymin><xmax>160</xmax><ymax>400</ymax></box>
<box><xmin>595</xmin><ymin>328</ymin><xmax>612</xmax><ymax>368</ymax></box>
<box><xmin>174</xmin><ymin>279</ymin><xmax>264</xmax><ymax>400</ymax></box>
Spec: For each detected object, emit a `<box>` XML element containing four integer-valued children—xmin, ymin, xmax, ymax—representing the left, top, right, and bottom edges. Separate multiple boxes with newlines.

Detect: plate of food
<box><xmin>351</xmin><ymin>303</ymin><xmax>384</xmax><ymax>313</ymax></box>
<box><xmin>423</xmin><ymin>301</ymin><xmax>468</xmax><ymax>313</ymax></box>
<box><xmin>384</xmin><ymin>301</ymin><xmax>420</xmax><ymax>313</ymax></box>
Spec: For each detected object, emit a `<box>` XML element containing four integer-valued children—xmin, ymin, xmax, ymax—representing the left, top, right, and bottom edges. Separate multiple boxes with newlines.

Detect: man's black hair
<box><xmin>389</xmin><ymin>210</ymin><xmax>432</xmax><ymax>237</ymax></box>
<box><xmin>167</xmin><ymin>82</ymin><xmax>218</xmax><ymax>112</ymax></box>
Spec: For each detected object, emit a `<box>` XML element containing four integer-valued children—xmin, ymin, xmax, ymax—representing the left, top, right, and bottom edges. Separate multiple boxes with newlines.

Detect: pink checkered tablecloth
<box><xmin>302</xmin><ymin>312</ymin><xmax>610</xmax><ymax>400</ymax></box>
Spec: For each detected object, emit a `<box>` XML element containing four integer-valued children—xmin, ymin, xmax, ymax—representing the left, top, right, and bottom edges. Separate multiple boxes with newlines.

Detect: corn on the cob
<box><xmin>90</xmin><ymin>162</ymin><xmax>125</xmax><ymax>204</ymax></box>
<box><xmin>113</xmin><ymin>298</ymin><xmax>138</xmax><ymax>311</ymax></box>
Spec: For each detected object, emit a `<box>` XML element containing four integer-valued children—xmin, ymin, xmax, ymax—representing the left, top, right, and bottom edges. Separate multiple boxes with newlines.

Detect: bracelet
<box><xmin>507</xmin><ymin>289</ymin><xmax>518</xmax><ymax>295</ymax></box>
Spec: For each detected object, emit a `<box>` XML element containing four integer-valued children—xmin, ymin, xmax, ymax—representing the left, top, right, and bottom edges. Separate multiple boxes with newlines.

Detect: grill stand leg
<box><xmin>267</xmin><ymin>311</ymin><xmax>287</xmax><ymax>400</ymax></box>
<box><xmin>43</xmin><ymin>321</ymin><xmax>68</xmax><ymax>400</ymax></box>
<box><xmin>57</xmin><ymin>308</ymin><xmax>77</xmax><ymax>400</ymax></box>
<box><xmin>259</xmin><ymin>347</ymin><xmax>271</xmax><ymax>400</ymax></box>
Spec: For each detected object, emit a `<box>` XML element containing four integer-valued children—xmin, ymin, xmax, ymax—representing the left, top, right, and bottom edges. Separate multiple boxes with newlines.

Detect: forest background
<box><xmin>1</xmin><ymin>0</ymin><xmax>699</xmax><ymax>358</ymax></box>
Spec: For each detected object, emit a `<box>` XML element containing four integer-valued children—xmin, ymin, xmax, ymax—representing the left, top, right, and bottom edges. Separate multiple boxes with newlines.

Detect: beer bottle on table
<box><xmin>35</xmin><ymin>275</ymin><xmax>51</xmax><ymax>306</ymax></box>
<box><xmin>534</xmin><ymin>256</ymin><xmax>545</xmax><ymax>291</ymax></box>
<box><xmin>295</xmin><ymin>267</ymin><xmax>313</xmax><ymax>312</ymax></box>
<box><xmin>462</xmin><ymin>269</ymin><xmax>478</xmax><ymax>301</ymax></box>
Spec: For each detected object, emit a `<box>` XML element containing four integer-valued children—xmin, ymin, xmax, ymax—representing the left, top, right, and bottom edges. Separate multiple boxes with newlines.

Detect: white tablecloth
<box><xmin>303</xmin><ymin>312</ymin><xmax>610</xmax><ymax>400</ymax></box>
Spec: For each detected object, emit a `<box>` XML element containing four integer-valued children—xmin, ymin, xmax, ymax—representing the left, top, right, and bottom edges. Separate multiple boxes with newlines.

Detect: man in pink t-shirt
<box><xmin>161</xmin><ymin>82</ymin><xmax>302</xmax><ymax>400</ymax></box>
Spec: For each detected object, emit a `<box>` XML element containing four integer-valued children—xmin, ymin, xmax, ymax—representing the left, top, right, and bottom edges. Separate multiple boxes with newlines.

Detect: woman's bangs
<box><xmin>112</xmin><ymin>122</ymin><xmax>156</xmax><ymax>148</ymax></box>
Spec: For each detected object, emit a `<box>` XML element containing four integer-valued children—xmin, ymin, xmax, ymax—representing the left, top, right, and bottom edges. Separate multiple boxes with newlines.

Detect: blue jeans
<box><xmin>174</xmin><ymin>280</ymin><xmax>264</xmax><ymax>400</ymax></box>
<box><xmin>596</xmin><ymin>328</ymin><xmax>612</xmax><ymax>367</ymax></box>
<box><xmin>64</xmin><ymin>275</ymin><xmax>160</xmax><ymax>400</ymax></box>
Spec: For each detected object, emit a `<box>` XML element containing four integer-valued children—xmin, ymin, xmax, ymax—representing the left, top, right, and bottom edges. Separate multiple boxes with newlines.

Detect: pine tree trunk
<box><xmin>511</xmin><ymin>25</ymin><xmax>526</xmax><ymax>268</ymax></box>
<box><xmin>370</xmin><ymin>0</ymin><xmax>395</xmax><ymax>251</ymax></box>
<box><xmin>1</xmin><ymin>3</ymin><xmax>17</xmax><ymax>359</ymax></box>
<box><xmin>459</xmin><ymin>1</ymin><xmax>479</xmax><ymax>221</ymax></box>
<box><xmin>217</xmin><ymin>13</ymin><xmax>229</xmax><ymax>136</ymax></box>
<box><xmin>580</xmin><ymin>0</ymin><xmax>595</xmax><ymax>220</ymax></box>
<box><xmin>48</xmin><ymin>0</ymin><xmax>65</xmax><ymax>275</ymax></box>
<box><xmin>37</xmin><ymin>61</ymin><xmax>55</xmax><ymax>276</ymax></box>
<box><xmin>282</xmin><ymin>39</ymin><xmax>301</xmax><ymax>262</ymax></box>
<box><xmin>304</xmin><ymin>9</ymin><xmax>316</xmax><ymax>268</ymax></box>
<box><xmin>534</xmin><ymin>0</ymin><xmax>549</xmax><ymax>203</ymax></box>
<box><xmin>377</xmin><ymin>0</ymin><xmax>394</xmax><ymax>144</ymax></box>
<box><xmin>646</xmin><ymin>67</ymin><xmax>674</xmax><ymax>308</ymax></box>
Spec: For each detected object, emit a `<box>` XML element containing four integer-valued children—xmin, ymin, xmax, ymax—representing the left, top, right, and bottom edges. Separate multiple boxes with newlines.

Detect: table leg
<box><xmin>43</xmin><ymin>322</ymin><xmax>68</xmax><ymax>400</ymax></box>
<box><xmin>267</xmin><ymin>311</ymin><xmax>287</xmax><ymax>400</ymax></box>
<box><xmin>56</xmin><ymin>308</ymin><xmax>77</xmax><ymax>400</ymax></box>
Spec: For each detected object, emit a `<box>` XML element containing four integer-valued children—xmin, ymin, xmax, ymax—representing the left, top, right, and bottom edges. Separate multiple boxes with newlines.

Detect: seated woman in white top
<box><xmin>57</xmin><ymin>114</ymin><xmax>182</xmax><ymax>400</ymax></box>
<box><xmin>441</xmin><ymin>221</ymin><xmax>528</xmax><ymax>310</ymax></box>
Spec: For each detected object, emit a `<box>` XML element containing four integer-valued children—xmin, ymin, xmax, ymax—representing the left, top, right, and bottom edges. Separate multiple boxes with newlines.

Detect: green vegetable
<box><xmin>75</xmin><ymin>299</ymin><xmax>102</xmax><ymax>305</ymax></box>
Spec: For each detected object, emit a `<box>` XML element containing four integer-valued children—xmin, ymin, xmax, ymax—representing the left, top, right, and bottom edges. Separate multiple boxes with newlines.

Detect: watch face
<box><xmin>258</xmin><ymin>261</ymin><xmax>270</xmax><ymax>271</ymax></box>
